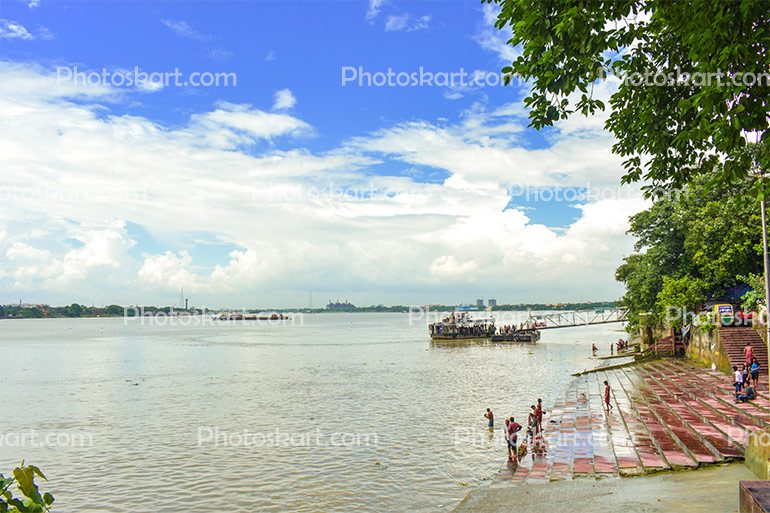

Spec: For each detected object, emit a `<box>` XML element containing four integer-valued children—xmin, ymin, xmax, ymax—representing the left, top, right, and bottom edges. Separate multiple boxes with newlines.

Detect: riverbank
<box><xmin>452</xmin><ymin>462</ymin><xmax>752</xmax><ymax>513</ymax></box>
<box><xmin>452</xmin><ymin>357</ymin><xmax>769</xmax><ymax>511</ymax></box>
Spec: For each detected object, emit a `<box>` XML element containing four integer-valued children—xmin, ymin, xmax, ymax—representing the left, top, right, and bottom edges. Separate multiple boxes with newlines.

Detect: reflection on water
<box><xmin>0</xmin><ymin>313</ymin><xmax>625</xmax><ymax>512</ymax></box>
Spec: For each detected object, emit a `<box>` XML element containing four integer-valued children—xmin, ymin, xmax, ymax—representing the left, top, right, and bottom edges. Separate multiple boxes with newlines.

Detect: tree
<box><xmin>65</xmin><ymin>303</ymin><xmax>83</xmax><ymax>317</ymax></box>
<box><xmin>615</xmin><ymin>176</ymin><xmax>762</xmax><ymax>328</ymax></box>
<box><xmin>485</xmin><ymin>0</ymin><xmax>770</xmax><ymax>192</ymax></box>
<box><xmin>105</xmin><ymin>304</ymin><xmax>124</xmax><ymax>316</ymax></box>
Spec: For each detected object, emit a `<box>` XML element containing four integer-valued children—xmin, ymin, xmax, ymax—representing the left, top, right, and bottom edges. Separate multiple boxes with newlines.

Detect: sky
<box><xmin>0</xmin><ymin>0</ymin><xmax>648</xmax><ymax>309</ymax></box>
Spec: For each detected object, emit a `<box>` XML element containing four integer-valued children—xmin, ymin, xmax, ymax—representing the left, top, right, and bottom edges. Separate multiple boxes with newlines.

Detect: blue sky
<box><xmin>0</xmin><ymin>1</ymin><xmax>645</xmax><ymax>307</ymax></box>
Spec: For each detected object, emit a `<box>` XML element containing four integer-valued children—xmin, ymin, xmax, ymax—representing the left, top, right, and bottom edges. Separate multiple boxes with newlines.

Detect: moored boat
<box><xmin>490</xmin><ymin>329</ymin><xmax>541</xmax><ymax>343</ymax></box>
<box><xmin>428</xmin><ymin>311</ymin><xmax>495</xmax><ymax>340</ymax></box>
<box><xmin>214</xmin><ymin>312</ymin><xmax>290</xmax><ymax>321</ymax></box>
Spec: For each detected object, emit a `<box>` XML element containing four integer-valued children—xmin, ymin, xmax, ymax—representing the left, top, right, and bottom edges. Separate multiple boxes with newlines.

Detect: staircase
<box><xmin>495</xmin><ymin>359</ymin><xmax>770</xmax><ymax>484</ymax></box>
<box><xmin>719</xmin><ymin>327</ymin><xmax>767</xmax><ymax>371</ymax></box>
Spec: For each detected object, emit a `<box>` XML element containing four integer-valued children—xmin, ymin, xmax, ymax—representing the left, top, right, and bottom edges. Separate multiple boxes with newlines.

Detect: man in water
<box><xmin>527</xmin><ymin>405</ymin><xmax>539</xmax><ymax>443</ymax></box>
<box><xmin>592</xmin><ymin>343</ymin><xmax>598</xmax><ymax>355</ymax></box>
<box><xmin>604</xmin><ymin>380</ymin><xmax>613</xmax><ymax>412</ymax></box>
<box><xmin>484</xmin><ymin>408</ymin><xmax>494</xmax><ymax>429</ymax></box>
<box><xmin>536</xmin><ymin>398</ymin><xmax>546</xmax><ymax>433</ymax></box>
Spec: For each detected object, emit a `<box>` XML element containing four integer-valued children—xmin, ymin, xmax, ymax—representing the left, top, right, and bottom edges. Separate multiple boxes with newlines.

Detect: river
<box><xmin>0</xmin><ymin>313</ymin><xmax>625</xmax><ymax>512</ymax></box>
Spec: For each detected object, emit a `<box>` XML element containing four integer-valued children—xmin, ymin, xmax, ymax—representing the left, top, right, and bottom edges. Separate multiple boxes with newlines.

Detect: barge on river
<box><xmin>428</xmin><ymin>311</ymin><xmax>540</xmax><ymax>343</ymax></box>
<box><xmin>428</xmin><ymin>311</ymin><xmax>495</xmax><ymax>340</ymax></box>
<box><xmin>490</xmin><ymin>329</ymin><xmax>541</xmax><ymax>343</ymax></box>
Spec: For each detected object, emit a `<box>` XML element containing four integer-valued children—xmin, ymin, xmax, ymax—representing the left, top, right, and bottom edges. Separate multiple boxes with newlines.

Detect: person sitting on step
<box><xmin>737</xmin><ymin>383</ymin><xmax>757</xmax><ymax>403</ymax></box>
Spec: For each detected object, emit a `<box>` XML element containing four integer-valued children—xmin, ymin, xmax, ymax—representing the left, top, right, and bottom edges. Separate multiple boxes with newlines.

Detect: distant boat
<box><xmin>214</xmin><ymin>313</ymin><xmax>290</xmax><ymax>321</ymax></box>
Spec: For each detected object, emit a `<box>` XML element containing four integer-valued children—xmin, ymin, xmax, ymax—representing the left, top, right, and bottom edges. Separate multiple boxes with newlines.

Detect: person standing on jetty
<box><xmin>484</xmin><ymin>408</ymin><xmax>494</xmax><ymax>429</ymax></box>
<box><xmin>603</xmin><ymin>380</ymin><xmax>613</xmax><ymax>412</ymax></box>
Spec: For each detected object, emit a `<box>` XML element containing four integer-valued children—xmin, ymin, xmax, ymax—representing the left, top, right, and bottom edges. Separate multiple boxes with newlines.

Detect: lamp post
<box><xmin>761</xmin><ymin>198</ymin><xmax>770</xmax><ymax>387</ymax></box>
<box><xmin>755</xmin><ymin>157</ymin><xmax>770</xmax><ymax>388</ymax></box>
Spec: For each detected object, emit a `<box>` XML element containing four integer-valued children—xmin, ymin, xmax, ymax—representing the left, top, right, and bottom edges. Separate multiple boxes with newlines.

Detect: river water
<box><xmin>0</xmin><ymin>313</ymin><xmax>624</xmax><ymax>512</ymax></box>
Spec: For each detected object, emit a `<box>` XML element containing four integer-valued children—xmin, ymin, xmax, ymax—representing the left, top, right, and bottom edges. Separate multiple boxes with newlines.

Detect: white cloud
<box><xmin>265</xmin><ymin>50</ymin><xmax>276</xmax><ymax>62</ymax></box>
<box><xmin>272</xmin><ymin>88</ymin><xmax>297</xmax><ymax>110</ymax></box>
<box><xmin>138</xmin><ymin>250</ymin><xmax>203</xmax><ymax>291</ymax></box>
<box><xmin>162</xmin><ymin>20</ymin><xmax>211</xmax><ymax>41</ymax></box>
<box><xmin>4</xmin><ymin>225</ymin><xmax>134</xmax><ymax>290</ymax></box>
<box><xmin>384</xmin><ymin>14</ymin><xmax>431</xmax><ymax>32</ymax></box>
<box><xmin>476</xmin><ymin>4</ymin><xmax>521</xmax><ymax>63</ymax></box>
<box><xmin>0</xmin><ymin>62</ymin><xmax>646</xmax><ymax>306</ymax></box>
<box><xmin>183</xmin><ymin>102</ymin><xmax>311</xmax><ymax>148</ymax></box>
<box><xmin>366</xmin><ymin>0</ymin><xmax>387</xmax><ymax>21</ymax></box>
<box><xmin>0</xmin><ymin>19</ymin><xmax>34</xmax><ymax>40</ymax></box>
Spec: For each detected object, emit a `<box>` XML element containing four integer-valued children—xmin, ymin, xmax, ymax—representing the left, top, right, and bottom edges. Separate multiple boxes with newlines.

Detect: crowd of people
<box><xmin>496</xmin><ymin>322</ymin><xmax>536</xmax><ymax>334</ymax></box>
<box><xmin>733</xmin><ymin>342</ymin><xmax>761</xmax><ymax>403</ymax></box>
<box><xmin>485</xmin><ymin>399</ymin><xmax>547</xmax><ymax>464</ymax></box>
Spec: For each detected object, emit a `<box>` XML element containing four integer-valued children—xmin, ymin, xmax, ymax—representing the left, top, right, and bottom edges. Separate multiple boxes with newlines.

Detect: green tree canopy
<box><xmin>485</xmin><ymin>0</ymin><xmax>770</xmax><ymax>192</ymax></box>
<box><xmin>615</xmin><ymin>176</ymin><xmax>763</xmax><ymax>327</ymax></box>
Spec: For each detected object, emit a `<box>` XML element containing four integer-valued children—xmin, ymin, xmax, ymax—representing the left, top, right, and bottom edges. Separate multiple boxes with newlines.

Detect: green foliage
<box><xmin>485</xmin><ymin>0</ymin><xmax>770</xmax><ymax>192</ymax></box>
<box><xmin>104</xmin><ymin>304</ymin><xmax>124</xmax><ymax>316</ymax></box>
<box><xmin>739</xmin><ymin>273</ymin><xmax>766</xmax><ymax>310</ymax></box>
<box><xmin>0</xmin><ymin>463</ymin><xmax>55</xmax><ymax>513</ymax></box>
<box><xmin>694</xmin><ymin>311</ymin><xmax>716</xmax><ymax>333</ymax></box>
<box><xmin>64</xmin><ymin>304</ymin><xmax>83</xmax><ymax>317</ymax></box>
<box><xmin>615</xmin><ymin>176</ymin><xmax>762</xmax><ymax>328</ymax></box>
<box><xmin>656</xmin><ymin>276</ymin><xmax>707</xmax><ymax>329</ymax></box>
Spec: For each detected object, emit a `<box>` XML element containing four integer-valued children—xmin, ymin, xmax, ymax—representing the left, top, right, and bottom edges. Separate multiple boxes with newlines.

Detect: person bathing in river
<box><xmin>526</xmin><ymin>405</ymin><xmax>538</xmax><ymax>443</ymax></box>
<box><xmin>484</xmin><ymin>408</ymin><xmax>494</xmax><ymax>429</ymax></box>
<box><xmin>536</xmin><ymin>398</ymin><xmax>546</xmax><ymax>433</ymax></box>
<box><xmin>506</xmin><ymin>417</ymin><xmax>522</xmax><ymax>463</ymax></box>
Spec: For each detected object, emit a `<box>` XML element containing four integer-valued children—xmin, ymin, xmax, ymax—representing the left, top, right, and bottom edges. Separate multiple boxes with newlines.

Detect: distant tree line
<box><xmin>1</xmin><ymin>301</ymin><xmax>620</xmax><ymax>318</ymax></box>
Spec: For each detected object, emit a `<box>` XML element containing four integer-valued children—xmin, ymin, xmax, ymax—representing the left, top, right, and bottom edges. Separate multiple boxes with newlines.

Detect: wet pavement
<box><xmin>494</xmin><ymin>359</ymin><xmax>768</xmax><ymax>484</ymax></box>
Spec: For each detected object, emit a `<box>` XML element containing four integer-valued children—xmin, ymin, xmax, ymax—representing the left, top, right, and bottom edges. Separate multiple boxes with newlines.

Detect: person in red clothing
<box><xmin>604</xmin><ymin>380</ymin><xmax>613</xmax><ymax>412</ymax></box>
<box><xmin>745</xmin><ymin>342</ymin><xmax>754</xmax><ymax>365</ymax></box>
<box><xmin>535</xmin><ymin>398</ymin><xmax>546</xmax><ymax>433</ymax></box>
<box><xmin>506</xmin><ymin>416</ymin><xmax>522</xmax><ymax>463</ymax></box>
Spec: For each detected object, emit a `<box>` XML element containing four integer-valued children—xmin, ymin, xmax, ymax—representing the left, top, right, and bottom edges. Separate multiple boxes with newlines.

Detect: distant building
<box><xmin>488</xmin><ymin>299</ymin><xmax>497</xmax><ymax>308</ymax></box>
<box><xmin>326</xmin><ymin>299</ymin><xmax>356</xmax><ymax>311</ymax></box>
<box><xmin>476</xmin><ymin>299</ymin><xmax>484</xmax><ymax>309</ymax></box>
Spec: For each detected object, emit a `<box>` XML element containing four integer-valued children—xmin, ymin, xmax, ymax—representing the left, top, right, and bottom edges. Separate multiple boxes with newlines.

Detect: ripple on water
<box><xmin>0</xmin><ymin>314</ymin><xmax>625</xmax><ymax>512</ymax></box>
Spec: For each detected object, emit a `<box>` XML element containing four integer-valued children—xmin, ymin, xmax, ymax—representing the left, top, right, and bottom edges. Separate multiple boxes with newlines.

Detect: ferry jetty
<box><xmin>428</xmin><ymin>311</ymin><xmax>540</xmax><ymax>343</ymax></box>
